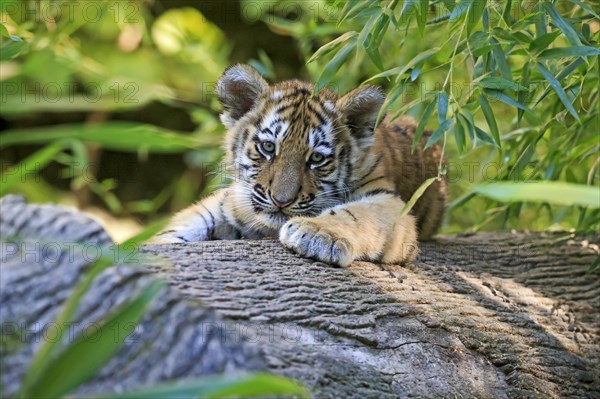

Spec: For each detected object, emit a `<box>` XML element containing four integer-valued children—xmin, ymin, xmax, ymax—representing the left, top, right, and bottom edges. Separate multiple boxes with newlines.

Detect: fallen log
<box><xmin>1</xmin><ymin>195</ymin><xmax>598</xmax><ymax>398</ymax></box>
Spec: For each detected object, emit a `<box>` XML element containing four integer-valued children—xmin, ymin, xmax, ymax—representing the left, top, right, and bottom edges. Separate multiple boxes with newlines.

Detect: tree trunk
<box><xmin>1</xmin><ymin>195</ymin><xmax>598</xmax><ymax>398</ymax></box>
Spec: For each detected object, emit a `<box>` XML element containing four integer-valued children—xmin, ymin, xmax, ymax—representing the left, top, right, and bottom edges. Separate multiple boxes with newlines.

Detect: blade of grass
<box><xmin>19</xmin><ymin>255</ymin><xmax>115</xmax><ymax>397</ymax></box>
<box><xmin>27</xmin><ymin>282</ymin><xmax>163</xmax><ymax>399</ymax></box>
<box><xmin>83</xmin><ymin>373</ymin><xmax>310</xmax><ymax>399</ymax></box>
<box><xmin>0</xmin><ymin>141</ymin><xmax>67</xmax><ymax>195</ymax></box>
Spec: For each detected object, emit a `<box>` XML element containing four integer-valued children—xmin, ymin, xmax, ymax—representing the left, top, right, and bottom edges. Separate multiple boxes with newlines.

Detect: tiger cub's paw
<box><xmin>279</xmin><ymin>217</ymin><xmax>356</xmax><ymax>267</ymax></box>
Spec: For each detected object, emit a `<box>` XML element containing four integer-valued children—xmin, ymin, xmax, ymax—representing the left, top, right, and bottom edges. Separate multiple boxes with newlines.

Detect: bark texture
<box><xmin>1</xmin><ymin>195</ymin><xmax>599</xmax><ymax>398</ymax></box>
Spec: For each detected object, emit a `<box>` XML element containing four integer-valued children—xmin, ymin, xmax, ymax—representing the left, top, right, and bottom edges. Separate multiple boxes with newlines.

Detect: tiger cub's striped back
<box><xmin>153</xmin><ymin>64</ymin><xmax>447</xmax><ymax>266</ymax></box>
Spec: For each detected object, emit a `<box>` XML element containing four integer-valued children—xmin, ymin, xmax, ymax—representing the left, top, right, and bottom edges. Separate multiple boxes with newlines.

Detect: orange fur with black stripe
<box><xmin>152</xmin><ymin>64</ymin><xmax>447</xmax><ymax>266</ymax></box>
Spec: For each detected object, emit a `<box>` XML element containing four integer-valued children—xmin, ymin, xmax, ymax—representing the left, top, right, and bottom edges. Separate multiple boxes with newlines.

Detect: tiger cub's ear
<box><xmin>216</xmin><ymin>64</ymin><xmax>268</xmax><ymax>128</ymax></box>
<box><xmin>336</xmin><ymin>85</ymin><xmax>385</xmax><ymax>146</ymax></box>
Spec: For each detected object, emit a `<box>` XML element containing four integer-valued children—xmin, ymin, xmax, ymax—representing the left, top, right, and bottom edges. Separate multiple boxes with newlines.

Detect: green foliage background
<box><xmin>1</xmin><ymin>0</ymin><xmax>599</xmax><ymax>237</ymax></box>
<box><xmin>1</xmin><ymin>1</ymin><xmax>599</xmax><ymax>396</ymax></box>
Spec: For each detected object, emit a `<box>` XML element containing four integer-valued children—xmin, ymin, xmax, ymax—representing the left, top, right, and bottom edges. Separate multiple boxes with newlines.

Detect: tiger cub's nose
<box><xmin>271</xmin><ymin>194</ymin><xmax>294</xmax><ymax>209</ymax></box>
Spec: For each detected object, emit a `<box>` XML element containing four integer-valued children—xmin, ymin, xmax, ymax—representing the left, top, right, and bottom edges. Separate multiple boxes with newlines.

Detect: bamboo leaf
<box><xmin>417</xmin><ymin>0</ymin><xmax>429</xmax><ymax>35</ymax></box>
<box><xmin>542</xmin><ymin>3</ymin><xmax>582</xmax><ymax>46</ymax></box>
<box><xmin>501</xmin><ymin>0</ymin><xmax>513</xmax><ymax>25</ymax></box>
<box><xmin>86</xmin><ymin>373</ymin><xmax>311</xmax><ymax>399</ymax></box>
<box><xmin>20</xmin><ymin>255</ymin><xmax>123</xmax><ymax>396</ymax></box>
<box><xmin>538</xmin><ymin>46</ymin><xmax>600</xmax><ymax>60</ymax></box>
<box><xmin>484</xmin><ymin>89</ymin><xmax>534</xmax><ymax>114</ymax></box>
<box><xmin>412</xmin><ymin>99</ymin><xmax>437</xmax><ymax>153</ymax></box>
<box><xmin>425</xmin><ymin>119</ymin><xmax>452</xmax><ymax>149</ymax></box>
<box><xmin>517</xmin><ymin>61</ymin><xmax>532</xmax><ymax>123</ymax></box>
<box><xmin>0</xmin><ymin>123</ymin><xmax>207</xmax><ymax>153</ymax></box>
<box><xmin>364</xmin><ymin>47</ymin><xmax>439</xmax><ymax>82</ymax></box>
<box><xmin>449</xmin><ymin>0</ymin><xmax>473</xmax><ymax>22</ymax></box>
<box><xmin>399</xmin><ymin>177</ymin><xmax>439</xmax><ymax>218</ymax></box>
<box><xmin>528</xmin><ymin>31</ymin><xmax>562</xmax><ymax>52</ymax></box>
<box><xmin>27</xmin><ymin>282</ymin><xmax>164</xmax><ymax>399</ymax></box>
<box><xmin>567</xmin><ymin>0</ymin><xmax>600</xmax><ymax>19</ymax></box>
<box><xmin>473</xmin><ymin>182</ymin><xmax>599</xmax><ymax>208</ymax></box>
<box><xmin>466</xmin><ymin>0</ymin><xmax>486</xmax><ymax>36</ymax></box>
<box><xmin>479</xmin><ymin>77</ymin><xmax>528</xmax><ymax>91</ymax></box>
<box><xmin>0</xmin><ymin>142</ymin><xmax>66</xmax><ymax>195</ymax></box>
<box><xmin>314</xmin><ymin>38</ymin><xmax>356</xmax><ymax>93</ymax></box>
<box><xmin>474</xmin><ymin>126</ymin><xmax>497</xmax><ymax>146</ymax></box>
<box><xmin>437</xmin><ymin>92</ymin><xmax>449</xmax><ymax>123</ymax></box>
<box><xmin>490</xmin><ymin>37</ymin><xmax>513</xmax><ymax>81</ymax></box>
<box><xmin>536</xmin><ymin>62</ymin><xmax>580</xmax><ymax>121</ymax></box>
<box><xmin>534</xmin><ymin>57</ymin><xmax>585</xmax><ymax>106</ymax></box>
<box><xmin>307</xmin><ymin>32</ymin><xmax>358</xmax><ymax>64</ymax></box>
<box><xmin>454</xmin><ymin>115</ymin><xmax>466</xmax><ymax>152</ymax></box>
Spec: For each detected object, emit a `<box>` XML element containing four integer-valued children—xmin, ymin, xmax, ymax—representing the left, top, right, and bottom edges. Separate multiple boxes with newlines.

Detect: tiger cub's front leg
<box><xmin>279</xmin><ymin>191</ymin><xmax>418</xmax><ymax>267</ymax></box>
<box><xmin>150</xmin><ymin>189</ymin><xmax>239</xmax><ymax>243</ymax></box>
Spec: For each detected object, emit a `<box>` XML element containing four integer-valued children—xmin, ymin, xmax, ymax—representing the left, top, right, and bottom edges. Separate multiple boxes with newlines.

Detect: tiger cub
<box><xmin>152</xmin><ymin>64</ymin><xmax>447</xmax><ymax>267</ymax></box>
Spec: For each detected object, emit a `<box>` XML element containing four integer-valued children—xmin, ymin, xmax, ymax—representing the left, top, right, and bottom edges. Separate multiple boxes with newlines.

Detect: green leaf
<box><xmin>366</xmin><ymin>44</ymin><xmax>384</xmax><ymax>70</ymax></box>
<box><xmin>27</xmin><ymin>282</ymin><xmax>163</xmax><ymax>399</ymax></box>
<box><xmin>0</xmin><ymin>142</ymin><xmax>66</xmax><ymax>195</ymax></box>
<box><xmin>122</xmin><ymin>218</ymin><xmax>170</xmax><ymax>245</ymax></box>
<box><xmin>528</xmin><ymin>31</ymin><xmax>562</xmax><ymax>52</ymax></box>
<box><xmin>542</xmin><ymin>3</ymin><xmax>582</xmax><ymax>46</ymax></box>
<box><xmin>484</xmin><ymin>89</ymin><xmax>534</xmax><ymax>115</ymax></box>
<box><xmin>449</xmin><ymin>0</ymin><xmax>473</xmax><ymax>22</ymax></box>
<box><xmin>490</xmin><ymin>37</ymin><xmax>513</xmax><ymax>81</ymax></box>
<box><xmin>399</xmin><ymin>177</ymin><xmax>439</xmax><ymax>218</ymax></box>
<box><xmin>534</xmin><ymin>57</ymin><xmax>585</xmax><ymax>106</ymax></box>
<box><xmin>399</xmin><ymin>0</ymin><xmax>417</xmax><ymax>21</ymax></box>
<box><xmin>454</xmin><ymin>115</ymin><xmax>466</xmax><ymax>152</ymax></box>
<box><xmin>86</xmin><ymin>373</ymin><xmax>310</xmax><ymax>399</ymax></box>
<box><xmin>535</xmin><ymin>3</ymin><xmax>547</xmax><ymax>38</ymax></box>
<box><xmin>536</xmin><ymin>63</ymin><xmax>580</xmax><ymax>121</ymax></box>
<box><xmin>0</xmin><ymin>22</ymin><xmax>10</xmax><ymax>38</ymax></box>
<box><xmin>437</xmin><ymin>92</ymin><xmax>449</xmax><ymax>123</ymax></box>
<box><xmin>466</xmin><ymin>0</ymin><xmax>486</xmax><ymax>36</ymax></box>
<box><xmin>412</xmin><ymin>99</ymin><xmax>436</xmax><ymax>153</ymax></box>
<box><xmin>473</xmin><ymin>182</ymin><xmax>600</xmax><ymax>208</ymax></box>
<box><xmin>358</xmin><ymin>13</ymin><xmax>380</xmax><ymax>49</ymax></box>
<box><xmin>567</xmin><ymin>0</ymin><xmax>600</xmax><ymax>19</ymax></box>
<box><xmin>517</xmin><ymin>61</ymin><xmax>532</xmax><ymax>123</ymax></box>
<box><xmin>459</xmin><ymin>108</ymin><xmax>476</xmax><ymax>142</ymax></box>
<box><xmin>364</xmin><ymin>47</ymin><xmax>439</xmax><ymax>83</ymax></box>
<box><xmin>479</xmin><ymin>77</ymin><xmax>528</xmax><ymax>91</ymax></box>
<box><xmin>0</xmin><ymin>33</ymin><xmax>27</xmax><ymax>61</ymax></box>
<box><xmin>474</xmin><ymin>126</ymin><xmax>497</xmax><ymax>146</ymax></box>
<box><xmin>338</xmin><ymin>0</ymin><xmax>363</xmax><ymax>23</ymax></box>
<box><xmin>314</xmin><ymin>38</ymin><xmax>356</xmax><ymax>93</ymax></box>
<box><xmin>501</xmin><ymin>0</ymin><xmax>513</xmax><ymax>25</ymax></box>
<box><xmin>538</xmin><ymin>46</ymin><xmax>600</xmax><ymax>60</ymax></box>
<box><xmin>0</xmin><ymin>123</ymin><xmax>208</xmax><ymax>153</ymax></box>
<box><xmin>20</xmin><ymin>255</ymin><xmax>116</xmax><ymax>397</ymax></box>
<box><xmin>376</xmin><ymin>83</ymin><xmax>405</xmax><ymax>125</ymax></box>
<box><xmin>417</xmin><ymin>0</ymin><xmax>429</xmax><ymax>35</ymax></box>
<box><xmin>307</xmin><ymin>32</ymin><xmax>357</xmax><ymax>64</ymax></box>
<box><xmin>425</xmin><ymin>119</ymin><xmax>452</xmax><ymax>149</ymax></box>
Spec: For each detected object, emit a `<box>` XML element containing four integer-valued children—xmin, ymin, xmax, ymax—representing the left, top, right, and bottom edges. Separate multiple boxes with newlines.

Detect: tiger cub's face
<box><xmin>216</xmin><ymin>64</ymin><xmax>385</xmax><ymax>231</ymax></box>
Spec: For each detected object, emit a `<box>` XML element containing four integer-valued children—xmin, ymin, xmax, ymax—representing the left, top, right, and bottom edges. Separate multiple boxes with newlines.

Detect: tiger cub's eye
<box><xmin>309</xmin><ymin>152</ymin><xmax>325</xmax><ymax>165</ymax></box>
<box><xmin>258</xmin><ymin>141</ymin><xmax>276</xmax><ymax>156</ymax></box>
